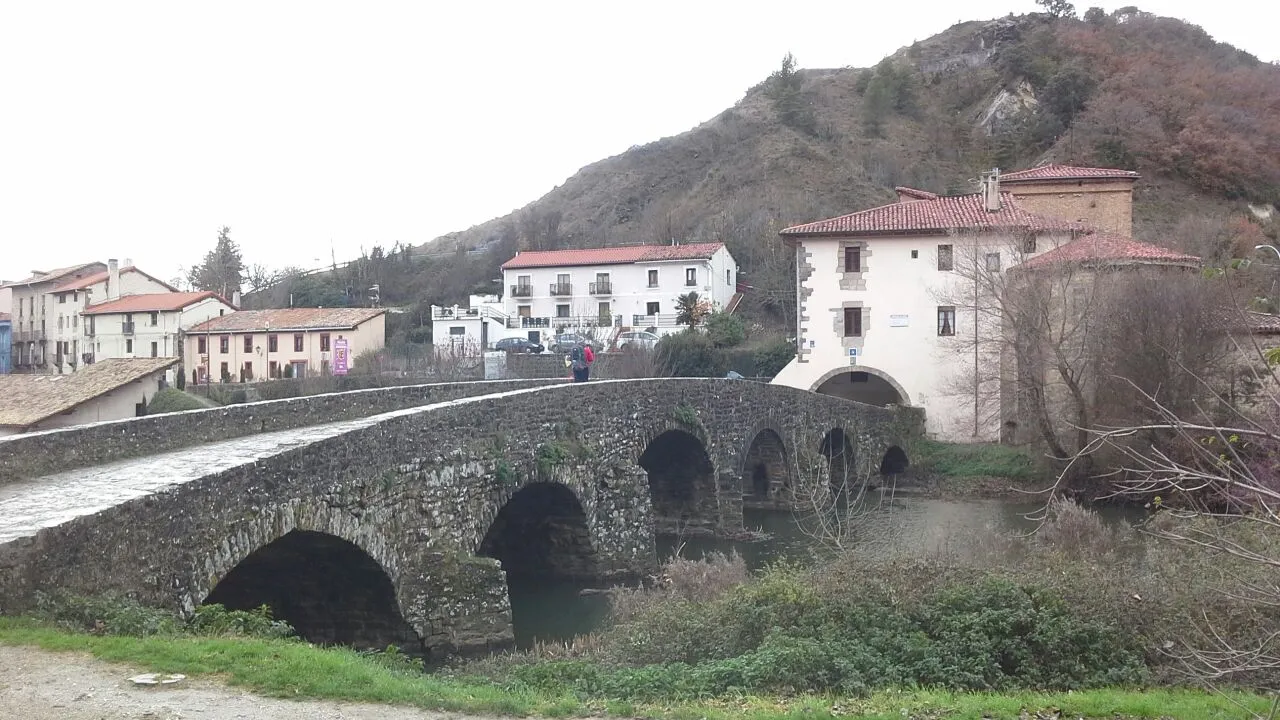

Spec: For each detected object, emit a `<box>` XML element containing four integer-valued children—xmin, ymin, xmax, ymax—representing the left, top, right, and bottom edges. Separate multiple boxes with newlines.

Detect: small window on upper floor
<box><xmin>149</xmin><ymin>311</ymin><xmax>158</xmax><ymax>326</ymax></box>
<box><xmin>986</xmin><ymin>252</ymin><xmax>1002</xmax><ymax>272</ymax></box>
<box><xmin>844</xmin><ymin>246</ymin><xmax>861</xmax><ymax>273</ymax></box>
<box><xmin>647</xmin><ymin>269</ymin><xmax>659</xmax><ymax>287</ymax></box>
<box><xmin>1023</xmin><ymin>236</ymin><xmax>1037</xmax><ymax>254</ymax></box>
<box><xmin>937</xmin><ymin>306</ymin><xmax>956</xmax><ymax>336</ymax></box>
<box><xmin>843</xmin><ymin>307</ymin><xmax>863</xmax><ymax>337</ymax></box>
<box><xmin>685</xmin><ymin>268</ymin><xmax>697</xmax><ymax>286</ymax></box>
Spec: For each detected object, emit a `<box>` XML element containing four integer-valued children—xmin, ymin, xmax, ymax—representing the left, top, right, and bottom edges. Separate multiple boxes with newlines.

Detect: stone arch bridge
<box><xmin>0</xmin><ymin>378</ymin><xmax>921</xmax><ymax>657</ymax></box>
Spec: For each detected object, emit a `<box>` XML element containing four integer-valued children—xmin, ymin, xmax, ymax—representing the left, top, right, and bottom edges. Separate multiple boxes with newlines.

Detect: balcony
<box><xmin>507</xmin><ymin>316</ymin><xmax>551</xmax><ymax>329</ymax></box>
<box><xmin>122</xmin><ymin>321</ymin><xmax>135</xmax><ymax>335</ymax></box>
<box><xmin>589</xmin><ymin>281</ymin><xmax>612</xmax><ymax>295</ymax></box>
<box><xmin>510</xmin><ymin>284</ymin><xmax>533</xmax><ymax>298</ymax></box>
<box><xmin>549</xmin><ymin>283</ymin><xmax>573</xmax><ymax>296</ymax></box>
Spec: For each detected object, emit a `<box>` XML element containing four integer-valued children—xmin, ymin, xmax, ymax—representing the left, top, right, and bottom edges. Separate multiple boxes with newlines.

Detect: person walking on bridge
<box><xmin>569</xmin><ymin>342</ymin><xmax>595</xmax><ymax>382</ymax></box>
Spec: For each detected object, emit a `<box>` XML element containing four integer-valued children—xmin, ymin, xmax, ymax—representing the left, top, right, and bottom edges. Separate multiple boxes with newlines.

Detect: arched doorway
<box><xmin>742</xmin><ymin>429</ymin><xmax>789</xmax><ymax>503</ymax></box>
<box><xmin>479</xmin><ymin>482</ymin><xmax>601</xmax><ymax>648</ymax></box>
<box><xmin>203</xmin><ymin>530</ymin><xmax>422</xmax><ymax>654</ymax></box>
<box><xmin>820</xmin><ymin>428</ymin><xmax>857</xmax><ymax>495</ymax></box>
<box><xmin>638</xmin><ymin>429</ymin><xmax>717</xmax><ymax>532</ymax></box>
<box><xmin>814</xmin><ymin>369</ymin><xmax>907</xmax><ymax>407</ymax></box>
<box><xmin>880</xmin><ymin>446</ymin><xmax>909</xmax><ymax>477</ymax></box>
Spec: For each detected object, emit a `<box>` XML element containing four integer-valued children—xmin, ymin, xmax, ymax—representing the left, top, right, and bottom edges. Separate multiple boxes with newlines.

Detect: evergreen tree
<box><xmin>188</xmin><ymin>226</ymin><xmax>245</xmax><ymax>298</ymax></box>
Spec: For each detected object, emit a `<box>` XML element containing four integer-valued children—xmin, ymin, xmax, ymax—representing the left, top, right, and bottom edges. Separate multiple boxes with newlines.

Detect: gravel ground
<box><xmin>0</xmin><ymin>645</ymin><xmax>491</xmax><ymax>720</ymax></box>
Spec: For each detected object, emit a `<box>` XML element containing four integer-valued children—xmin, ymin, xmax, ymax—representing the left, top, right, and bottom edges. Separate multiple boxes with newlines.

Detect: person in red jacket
<box><xmin>582</xmin><ymin>342</ymin><xmax>596</xmax><ymax>381</ymax></box>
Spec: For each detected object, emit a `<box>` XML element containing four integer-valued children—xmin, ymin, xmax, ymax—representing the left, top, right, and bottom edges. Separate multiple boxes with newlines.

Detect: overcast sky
<box><xmin>2</xmin><ymin>1</ymin><xmax>1276</xmax><ymax>287</ymax></box>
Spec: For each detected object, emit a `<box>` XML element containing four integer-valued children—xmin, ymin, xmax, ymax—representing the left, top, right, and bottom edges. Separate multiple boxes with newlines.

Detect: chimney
<box><xmin>107</xmin><ymin>259</ymin><xmax>120</xmax><ymax>300</ymax></box>
<box><xmin>231</xmin><ymin>291</ymin><xmax>241</xmax><ymax>307</ymax></box>
<box><xmin>982</xmin><ymin>168</ymin><xmax>1002</xmax><ymax>212</ymax></box>
<box><xmin>123</xmin><ymin>258</ymin><xmax>133</xmax><ymax>268</ymax></box>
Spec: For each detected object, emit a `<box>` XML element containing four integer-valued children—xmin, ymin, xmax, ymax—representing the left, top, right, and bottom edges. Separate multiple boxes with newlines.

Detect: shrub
<box><xmin>704</xmin><ymin>313</ymin><xmax>746</xmax><ymax>348</ymax></box>
<box><xmin>147</xmin><ymin>388</ymin><xmax>212</xmax><ymax>415</ymax></box>
<box><xmin>655</xmin><ymin>331</ymin><xmax>727</xmax><ymax>377</ymax></box>
<box><xmin>187</xmin><ymin>603</ymin><xmax>294</xmax><ymax>639</ymax></box>
<box><xmin>912</xmin><ymin>439</ymin><xmax>1038</xmax><ymax>479</ymax></box>
<box><xmin>752</xmin><ymin>338</ymin><xmax>795</xmax><ymax>378</ymax></box>
<box><xmin>34</xmin><ymin>592</ymin><xmax>179</xmax><ymax>637</ymax></box>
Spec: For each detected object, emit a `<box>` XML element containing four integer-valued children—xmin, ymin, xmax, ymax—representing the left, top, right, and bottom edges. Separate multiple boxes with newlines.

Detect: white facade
<box><xmin>437</xmin><ymin>245</ymin><xmax>740</xmax><ymax>351</ymax></box>
<box><xmin>773</xmin><ymin>231</ymin><xmax>1073</xmax><ymax>442</ymax></box>
<box><xmin>84</xmin><ymin>295</ymin><xmax>236</xmax><ymax>383</ymax></box>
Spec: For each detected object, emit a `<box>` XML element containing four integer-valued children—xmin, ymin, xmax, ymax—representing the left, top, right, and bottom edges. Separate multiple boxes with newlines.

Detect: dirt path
<box><xmin>0</xmin><ymin>645</ymin><xmax>494</xmax><ymax>720</ymax></box>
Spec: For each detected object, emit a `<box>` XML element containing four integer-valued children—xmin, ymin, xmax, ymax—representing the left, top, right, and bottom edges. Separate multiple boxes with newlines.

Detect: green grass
<box><xmin>0</xmin><ymin>618</ymin><xmax>1270</xmax><ymax>719</ymax></box>
<box><xmin>912</xmin><ymin>439</ymin><xmax>1039</xmax><ymax>480</ymax></box>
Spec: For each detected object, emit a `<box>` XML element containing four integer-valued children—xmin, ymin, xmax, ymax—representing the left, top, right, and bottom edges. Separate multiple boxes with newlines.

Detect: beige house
<box><xmin>183</xmin><ymin>307</ymin><xmax>386</xmax><ymax>384</ymax></box>
<box><xmin>0</xmin><ymin>357</ymin><xmax>179</xmax><ymax>436</ymax></box>
<box><xmin>82</xmin><ymin>291</ymin><xmax>237</xmax><ymax>383</ymax></box>
<box><xmin>2</xmin><ymin>261</ymin><xmax>106</xmax><ymax>371</ymax></box>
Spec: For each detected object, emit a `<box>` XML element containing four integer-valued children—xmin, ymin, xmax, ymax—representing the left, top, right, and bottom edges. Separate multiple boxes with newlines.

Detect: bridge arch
<box><xmin>638</xmin><ymin>425</ymin><xmax>718</xmax><ymax>533</ymax></box>
<box><xmin>741</xmin><ymin>425</ymin><xmax>792</xmax><ymax>502</ymax></box>
<box><xmin>202</xmin><ymin>528</ymin><xmax>421</xmax><ymax>654</ymax></box>
<box><xmin>880</xmin><ymin>445</ymin><xmax>909</xmax><ymax>477</ymax></box>
<box><xmin>820</xmin><ymin>427</ymin><xmax>857</xmax><ymax>495</ymax></box>
<box><xmin>811</xmin><ymin>366</ymin><xmax>910</xmax><ymax>408</ymax></box>
<box><xmin>479</xmin><ymin>481</ymin><xmax>599</xmax><ymax>648</ymax></box>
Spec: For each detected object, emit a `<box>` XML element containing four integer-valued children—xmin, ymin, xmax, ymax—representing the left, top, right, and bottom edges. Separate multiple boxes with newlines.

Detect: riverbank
<box><xmin>0</xmin><ymin>629</ymin><xmax>1268</xmax><ymax>720</ymax></box>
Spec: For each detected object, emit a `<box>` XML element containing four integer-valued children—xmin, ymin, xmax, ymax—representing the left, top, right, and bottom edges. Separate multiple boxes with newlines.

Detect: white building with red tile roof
<box><xmin>435</xmin><ymin>242</ymin><xmax>738</xmax><ymax>351</ymax></box>
<box><xmin>771</xmin><ymin>165</ymin><xmax>1198</xmax><ymax>442</ymax></box>
<box><xmin>81</xmin><ymin>291</ymin><xmax>237</xmax><ymax>380</ymax></box>
<box><xmin>183</xmin><ymin>307</ymin><xmax>386</xmax><ymax>384</ymax></box>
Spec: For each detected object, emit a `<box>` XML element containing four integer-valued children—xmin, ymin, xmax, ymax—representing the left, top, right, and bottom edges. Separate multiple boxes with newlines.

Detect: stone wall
<box><xmin>0</xmin><ymin>378</ymin><xmax>923</xmax><ymax>657</ymax></box>
<box><xmin>0</xmin><ymin>377</ymin><xmax>566</xmax><ymax>484</ymax></box>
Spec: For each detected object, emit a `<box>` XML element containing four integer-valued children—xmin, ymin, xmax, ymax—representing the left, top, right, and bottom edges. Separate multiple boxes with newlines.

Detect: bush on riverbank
<box><xmin>911</xmin><ymin>439</ymin><xmax>1039</xmax><ymax>480</ymax></box>
<box><xmin>31</xmin><ymin>592</ymin><xmax>293</xmax><ymax>640</ymax></box>
<box><xmin>465</xmin><ymin>501</ymin><xmax>1280</xmax><ymax>696</ymax></box>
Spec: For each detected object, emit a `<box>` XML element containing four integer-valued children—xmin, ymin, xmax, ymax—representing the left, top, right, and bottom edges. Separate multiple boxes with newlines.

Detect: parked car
<box><xmin>493</xmin><ymin>337</ymin><xmax>544</xmax><ymax>354</ymax></box>
<box><xmin>616</xmin><ymin>330</ymin><xmax>660</xmax><ymax>350</ymax></box>
<box><xmin>549</xmin><ymin>333</ymin><xmax>596</xmax><ymax>354</ymax></box>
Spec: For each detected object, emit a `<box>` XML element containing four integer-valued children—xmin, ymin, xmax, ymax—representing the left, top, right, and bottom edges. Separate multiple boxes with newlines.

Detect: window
<box><xmin>557</xmin><ymin>273</ymin><xmax>570</xmax><ymax>285</ymax></box>
<box><xmin>843</xmin><ymin>307</ymin><xmax>863</xmax><ymax>337</ymax></box>
<box><xmin>517</xmin><ymin>274</ymin><xmax>531</xmax><ymax>287</ymax></box>
<box><xmin>126</xmin><ymin>339</ymin><xmax>134</xmax><ymax>354</ymax></box>
<box><xmin>59</xmin><ymin>294</ymin><xmax>65</xmax><ymax>304</ymax></box>
<box><xmin>937</xmin><ymin>245</ymin><xmax>954</xmax><ymax>271</ymax></box>
<box><xmin>646</xmin><ymin>301</ymin><xmax>660</xmax><ymax>315</ymax></box>
<box><xmin>57</xmin><ymin>316</ymin><xmax>62</xmax><ymax>329</ymax></box>
<box><xmin>449</xmin><ymin>326</ymin><xmax>466</xmax><ymax>335</ymax></box>
<box><xmin>73</xmin><ymin>314</ymin><xmax>77</xmax><ymax>328</ymax></box>
<box><xmin>556</xmin><ymin>304</ymin><xmax>570</xmax><ymax>318</ymax></box>
<box><xmin>648</xmin><ymin>269</ymin><xmax>658</xmax><ymax>287</ymax></box>
<box><xmin>149</xmin><ymin>312</ymin><xmax>158</xmax><ymax>326</ymax></box>
<box><xmin>685</xmin><ymin>268</ymin><xmax>697</xmax><ymax>286</ymax></box>
<box><xmin>269</xmin><ymin>361</ymin><xmax>278</xmax><ymax>378</ymax></box>
<box><xmin>937</xmin><ymin>306</ymin><xmax>956</xmax><ymax>336</ymax></box>
<box><xmin>320</xmin><ymin>334</ymin><xmax>330</xmax><ymax>351</ymax></box>
<box><xmin>1023</xmin><ymin>236</ymin><xmax>1037</xmax><ymax>254</ymax></box>
<box><xmin>844</xmin><ymin>247</ymin><xmax>861</xmax><ymax>273</ymax></box>
<box><xmin>198</xmin><ymin>336</ymin><xmax>207</xmax><ymax>354</ymax></box>
<box><xmin>268</xmin><ymin>334</ymin><xmax>278</xmax><ymax>352</ymax></box>
<box><xmin>220</xmin><ymin>361</ymin><xmax>229</xmax><ymax>380</ymax></box>
<box><xmin>219</xmin><ymin>335</ymin><xmax>229</xmax><ymax>353</ymax></box>
<box><xmin>293</xmin><ymin>334</ymin><xmax>304</xmax><ymax>352</ymax></box>
<box><xmin>150</xmin><ymin>341</ymin><xmax>158</xmax><ymax>358</ymax></box>
<box><xmin>243</xmin><ymin>361</ymin><xmax>253</xmax><ymax>380</ymax></box>
<box><xmin>911</xmin><ymin>249</ymin><xmax>919</xmax><ymax>259</ymax></box>
<box><xmin>244</xmin><ymin>335</ymin><xmax>253</xmax><ymax>353</ymax></box>
<box><xmin>725</xmin><ymin>269</ymin><xmax>731</xmax><ymax>285</ymax></box>
<box><xmin>985</xmin><ymin>252</ymin><xmax>1001</xmax><ymax>271</ymax></box>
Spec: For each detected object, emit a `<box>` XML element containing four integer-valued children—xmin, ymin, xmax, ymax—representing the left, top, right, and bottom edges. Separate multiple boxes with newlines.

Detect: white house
<box><xmin>1</xmin><ymin>261</ymin><xmax>106</xmax><ymax>371</ymax></box>
<box><xmin>435</xmin><ymin>243</ymin><xmax>739</xmax><ymax>351</ymax></box>
<box><xmin>771</xmin><ymin>164</ymin><xmax>1190</xmax><ymax>442</ymax></box>
<box><xmin>50</xmin><ymin>260</ymin><xmax>177</xmax><ymax>373</ymax></box>
<box><xmin>0</xmin><ymin>357</ymin><xmax>179</xmax><ymax>435</ymax></box>
<box><xmin>81</xmin><ymin>291</ymin><xmax>237</xmax><ymax>383</ymax></box>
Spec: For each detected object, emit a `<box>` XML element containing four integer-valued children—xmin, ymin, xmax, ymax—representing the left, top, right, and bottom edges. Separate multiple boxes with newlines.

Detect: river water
<box><xmin>508</xmin><ymin>491</ymin><xmax>1146</xmax><ymax>648</ymax></box>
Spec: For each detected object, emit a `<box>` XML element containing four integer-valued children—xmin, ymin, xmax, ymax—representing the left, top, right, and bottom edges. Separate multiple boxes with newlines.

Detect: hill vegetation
<box><xmin>250</xmin><ymin>6</ymin><xmax>1280</xmax><ymax>346</ymax></box>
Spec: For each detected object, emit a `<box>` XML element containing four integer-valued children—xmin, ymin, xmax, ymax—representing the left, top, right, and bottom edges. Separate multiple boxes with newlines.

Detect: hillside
<box><xmin>267</xmin><ymin>6</ymin><xmax>1280</xmax><ymax>337</ymax></box>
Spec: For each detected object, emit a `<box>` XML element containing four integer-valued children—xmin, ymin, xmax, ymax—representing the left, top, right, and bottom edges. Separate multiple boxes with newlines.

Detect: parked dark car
<box><xmin>493</xmin><ymin>337</ymin><xmax>544</xmax><ymax>354</ymax></box>
<box><xmin>549</xmin><ymin>333</ymin><xmax>596</xmax><ymax>354</ymax></box>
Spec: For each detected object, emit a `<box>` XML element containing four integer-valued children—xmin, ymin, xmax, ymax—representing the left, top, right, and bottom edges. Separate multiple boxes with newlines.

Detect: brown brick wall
<box><xmin>1007</xmin><ymin>181</ymin><xmax>1133</xmax><ymax>236</ymax></box>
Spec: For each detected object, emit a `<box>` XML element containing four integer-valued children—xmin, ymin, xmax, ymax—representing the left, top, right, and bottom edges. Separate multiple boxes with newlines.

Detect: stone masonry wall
<box><xmin>0</xmin><ymin>379</ymin><xmax>923</xmax><ymax>657</ymax></box>
<box><xmin>0</xmin><ymin>377</ymin><xmax>566</xmax><ymax>484</ymax></box>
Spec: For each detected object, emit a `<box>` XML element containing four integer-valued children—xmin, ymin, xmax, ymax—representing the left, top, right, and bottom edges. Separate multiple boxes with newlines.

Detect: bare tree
<box><xmin>788</xmin><ymin>433</ymin><xmax>898</xmax><ymax>558</ymax></box>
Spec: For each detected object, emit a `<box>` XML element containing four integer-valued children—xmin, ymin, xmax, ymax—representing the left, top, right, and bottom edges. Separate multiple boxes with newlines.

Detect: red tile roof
<box><xmin>83</xmin><ymin>291</ymin><xmax>228</xmax><ymax>316</ymax></box>
<box><xmin>0</xmin><ymin>262</ymin><xmax>105</xmax><ymax>289</ymax></box>
<box><xmin>187</xmin><ymin>307</ymin><xmax>385</xmax><ymax>334</ymax></box>
<box><xmin>780</xmin><ymin>193</ymin><xmax>1084</xmax><ymax>237</ymax></box>
<box><xmin>501</xmin><ymin>242</ymin><xmax>725</xmax><ymax>270</ymax></box>
<box><xmin>52</xmin><ymin>267</ymin><xmax>178</xmax><ymax>293</ymax></box>
<box><xmin>1017</xmin><ymin>232</ymin><xmax>1200</xmax><ymax>270</ymax></box>
<box><xmin>895</xmin><ymin>186</ymin><xmax>939</xmax><ymax>201</ymax></box>
<box><xmin>999</xmin><ymin>164</ymin><xmax>1140</xmax><ymax>183</ymax></box>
